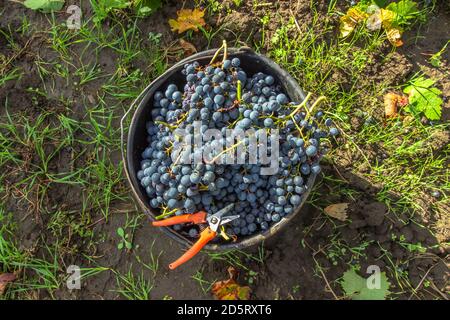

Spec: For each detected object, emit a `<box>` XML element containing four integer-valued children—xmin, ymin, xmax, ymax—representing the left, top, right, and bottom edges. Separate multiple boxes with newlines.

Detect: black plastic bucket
<box><xmin>121</xmin><ymin>47</ymin><xmax>316</xmax><ymax>250</ymax></box>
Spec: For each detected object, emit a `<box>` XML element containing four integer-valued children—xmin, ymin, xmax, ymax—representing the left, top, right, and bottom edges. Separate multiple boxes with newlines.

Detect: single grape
<box><xmin>290</xmin><ymin>195</ymin><xmax>301</xmax><ymax>206</ymax></box>
<box><xmin>249</xmin><ymin>110</ymin><xmax>259</xmax><ymax>121</ymax></box>
<box><xmin>231</xmin><ymin>57</ymin><xmax>240</xmax><ymax>67</ymax></box>
<box><xmin>276</xmin><ymin>93</ymin><xmax>288</xmax><ymax>105</ymax></box>
<box><xmin>311</xmin><ymin>163</ymin><xmax>321</xmax><ymax>174</ymax></box>
<box><xmin>264</xmin><ymin>118</ymin><xmax>274</xmax><ymax>128</ymax></box>
<box><xmin>271</xmin><ymin>213</ymin><xmax>281</xmax><ymax>222</ymax></box>
<box><xmin>186</xmin><ymin>65</ymin><xmax>195</xmax><ymax>74</ymax></box>
<box><xmin>431</xmin><ymin>190</ymin><xmax>441</xmax><ymax>198</ymax></box>
<box><xmin>300</xmin><ymin>163</ymin><xmax>311</xmax><ymax>175</ymax></box>
<box><xmin>248</xmin><ymin>223</ymin><xmax>257</xmax><ymax>233</ymax></box>
<box><xmin>305</xmin><ymin>145</ymin><xmax>317</xmax><ymax>157</ymax></box>
<box><xmin>214</xmin><ymin>94</ymin><xmax>225</xmax><ymax>105</ymax></box>
<box><xmin>180</xmin><ymin>175</ymin><xmax>191</xmax><ymax>186</ymax></box>
<box><xmin>223</xmin><ymin>59</ymin><xmax>231</xmax><ymax>69</ymax></box>
<box><xmin>264</xmin><ymin>75</ymin><xmax>274</xmax><ymax>85</ymax></box>
<box><xmin>188</xmin><ymin>228</ymin><xmax>198</xmax><ymax>238</ymax></box>
<box><xmin>154</xmin><ymin>91</ymin><xmax>163</xmax><ymax>101</ymax></box>
<box><xmin>172</xmin><ymin>91</ymin><xmax>182</xmax><ymax>103</ymax></box>
<box><xmin>329</xmin><ymin>127</ymin><xmax>339</xmax><ymax>136</ymax></box>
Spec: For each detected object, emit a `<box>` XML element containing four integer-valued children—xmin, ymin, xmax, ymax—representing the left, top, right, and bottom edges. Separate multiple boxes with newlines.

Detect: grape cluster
<box><xmin>137</xmin><ymin>55</ymin><xmax>339</xmax><ymax>240</ymax></box>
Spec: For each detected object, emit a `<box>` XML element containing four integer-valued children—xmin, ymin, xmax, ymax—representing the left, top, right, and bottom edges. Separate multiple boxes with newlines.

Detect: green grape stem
<box><xmin>155</xmin><ymin>120</ymin><xmax>177</xmax><ymax>130</ymax></box>
<box><xmin>237</xmin><ymin>79</ymin><xmax>242</xmax><ymax>101</ymax></box>
<box><xmin>155</xmin><ymin>208</ymin><xmax>178</xmax><ymax>220</ymax></box>
<box><xmin>210</xmin><ymin>40</ymin><xmax>227</xmax><ymax>65</ymax></box>
<box><xmin>289</xmin><ymin>92</ymin><xmax>313</xmax><ymax>118</ymax></box>
<box><xmin>206</xmin><ymin>139</ymin><xmax>244</xmax><ymax>164</ymax></box>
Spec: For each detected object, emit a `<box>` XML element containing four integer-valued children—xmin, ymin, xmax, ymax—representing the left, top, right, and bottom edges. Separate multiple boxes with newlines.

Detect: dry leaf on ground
<box><xmin>0</xmin><ymin>273</ymin><xmax>16</xmax><ymax>295</ymax></box>
<box><xmin>352</xmin><ymin>7</ymin><xmax>404</xmax><ymax>47</ymax></box>
<box><xmin>324</xmin><ymin>203</ymin><xmax>349</xmax><ymax>221</ymax></box>
<box><xmin>384</xmin><ymin>92</ymin><xmax>408</xmax><ymax>118</ymax></box>
<box><xmin>339</xmin><ymin>8</ymin><xmax>369</xmax><ymax>38</ymax></box>
<box><xmin>211</xmin><ymin>266</ymin><xmax>251</xmax><ymax>300</ymax></box>
<box><xmin>168</xmin><ymin>8</ymin><xmax>206</xmax><ymax>34</ymax></box>
<box><xmin>379</xmin><ymin>9</ymin><xmax>403</xmax><ymax>47</ymax></box>
<box><xmin>366</xmin><ymin>11</ymin><xmax>382</xmax><ymax>31</ymax></box>
<box><xmin>179</xmin><ymin>39</ymin><xmax>197</xmax><ymax>56</ymax></box>
<box><xmin>379</xmin><ymin>9</ymin><xmax>396</xmax><ymax>29</ymax></box>
<box><xmin>385</xmin><ymin>28</ymin><xmax>404</xmax><ymax>47</ymax></box>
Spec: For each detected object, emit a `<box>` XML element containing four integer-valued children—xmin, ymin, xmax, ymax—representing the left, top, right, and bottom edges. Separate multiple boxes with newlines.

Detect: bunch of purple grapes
<box><xmin>137</xmin><ymin>56</ymin><xmax>338</xmax><ymax>239</ymax></box>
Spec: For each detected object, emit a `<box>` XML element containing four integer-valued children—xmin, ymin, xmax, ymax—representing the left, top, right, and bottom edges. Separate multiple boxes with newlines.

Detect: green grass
<box><xmin>192</xmin><ymin>267</ymin><xmax>217</xmax><ymax>295</ymax></box>
<box><xmin>207</xmin><ymin>245</ymin><xmax>266</xmax><ymax>271</ymax></box>
<box><xmin>0</xmin><ymin>208</ymin><xmax>60</xmax><ymax>299</ymax></box>
<box><xmin>135</xmin><ymin>239</ymin><xmax>163</xmax><ymax>277</ymax></box>
<box><xmin>0</xmin><ymin>3</ymin><xmax>167</xmax><ymax>299</ymax></box>
<box><xmin>114</xmin><ymin>267</ymin><xmax>154</xmax><ymax>300</ymax></box>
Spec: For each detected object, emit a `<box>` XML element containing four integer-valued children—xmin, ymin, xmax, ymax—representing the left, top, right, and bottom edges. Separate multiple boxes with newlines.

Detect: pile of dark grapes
<box><xmin>137</xmin><ymin>53</ymin><xmax>339</xmax><ymax>240</ymax></box>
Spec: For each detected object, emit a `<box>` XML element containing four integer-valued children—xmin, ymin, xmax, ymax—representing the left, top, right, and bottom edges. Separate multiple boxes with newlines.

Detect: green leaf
<box><xmin>117</xmin><ymin>242</ymin><xmax>124</xmax><ymax>250</ymax></box>
<box><xmin>91</xmin><ymin>0</ymin><xmax>131</xmax><ymax>22</ymax></box>
<box><xmin>24</xmin><ymin>0</ymin><xmax>65</xmax><ymax>12</ymax></box>
<box><xmin>125</xmin><ymin>241</ymin><xmax>132</xmax><ymax>249</ymax></box>
<box><xmin>386</xmin><ymin>0</ymin><xmax>420</xmax><ymax>26</ymax></box>
<box><xmin>403</xmin><ymin>76</ymin><xmax>443</xmax><ymax>120</ymax></box>
<box><xmin>139</xmin><ymin>6</ymin><xmax>152</xmax><ymax>15</ymax></box>
<box><xmin>117</xmin><ymin>227</ymin><xmax>125</xmax><ymax>237</ymax></box>
<box><xmin>341</xmin><ymin>269</ymin><xmax>391</xmax><ymax>300</ymax></box>
<box><xmin>429</xmin><ymin>55</ymin><xmax>441</xmax><ymax>67</ymax></box>
<box><xmin>134</xmin><ymin>0</ymin><xmax>162</xmax><ymax>15</ymax></box>
<box><xmin>341</xmin><ymin>269</ymin><xmax>366</xmax><ymax>295</ymax></box>
<box><xmin>429</xmin><ymin>41</ymin><xmax>449</xmax><ymax>68</ymax></box>
<box><xmin>373</xmin><ymin>0</ymin><xmax>388</xmax><ymax>8</ymax></box>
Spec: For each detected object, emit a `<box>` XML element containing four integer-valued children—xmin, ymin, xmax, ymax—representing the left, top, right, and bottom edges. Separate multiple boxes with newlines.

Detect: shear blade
<box><xmin>219</xmin><ymin>214</ymin><xmax>240</xmax><ymax>226</ymax></box>
<box><xmin>213</xmin><ymin>204</ymin><xmax>234</xmax><ymax>218</ymax></box>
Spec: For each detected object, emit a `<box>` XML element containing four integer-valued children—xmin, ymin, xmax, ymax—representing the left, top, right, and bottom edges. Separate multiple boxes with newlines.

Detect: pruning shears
<box><xmin>152</xmin><ymin>204</ymin><xmax>239</xmax><ymax>270</ymax></box>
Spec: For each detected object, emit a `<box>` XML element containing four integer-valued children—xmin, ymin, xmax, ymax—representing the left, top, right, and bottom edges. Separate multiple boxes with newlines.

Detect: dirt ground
<box><xmin>0</xmin><ymin>0</ymin><xmax>448</xmax><ymax>300</ymax></box>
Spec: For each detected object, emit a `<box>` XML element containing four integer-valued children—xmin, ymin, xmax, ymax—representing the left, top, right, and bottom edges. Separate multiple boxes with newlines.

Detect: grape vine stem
<box><xmin>237</xmin><ymin>80</ymin><xmax>242</xmax><ymax>101</ymax></box>
<box><xmin>307</xmin><ymin>96</ymin><xmax>327</xmax><ymax>119</ymax></box>
<box><xmin>222</xmin><ymin>40</ymin><xmax>228</xmax><ymax>64</ymax></box>
<box><xmin>289</xmin><ymin>92</ymin><xmax>313</xmax><ymax>118</ymax></box>
<box><xmin>209</xmin><ymin>40</ymin><xmax>227</xmax><ymax>65</ymax></box>
<box><xmin>206</xmin><ymin>139</ymin><xmax>244</xmax><ymax>164</ymax></box>
<box><xmin>155</xmin><ymin>208</ymin><xmax>178</xmax><ymax>220</ymax></box>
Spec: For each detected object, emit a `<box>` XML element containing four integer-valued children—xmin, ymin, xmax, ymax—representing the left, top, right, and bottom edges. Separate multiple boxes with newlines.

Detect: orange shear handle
<box><xmin>169</xmin><ymin>227</ymin><xmax>216</xmax><ymax>270</ymax></box>
<box><xmin>152</xmin><ymin>211</ymin><xmax>207</xmax><ymax>227</ymax></box>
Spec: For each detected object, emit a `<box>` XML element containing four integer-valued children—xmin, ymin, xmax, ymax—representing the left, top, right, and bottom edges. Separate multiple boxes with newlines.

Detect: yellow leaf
<box><xmin>348</xmin><ymin>7</ymin><xmax>369</xmax><ymax>22</ymax></box>
<box><xmin>168</xmin><ymin>8</ymin><xmax>206</xmax><ymax>34</ymax></box>
<box><xmin>339</xmin><ymin>8</ymin><xmax>368</xmax><ymax>38</ymax></box>
<box><xmin>378</xmin><ymin>9</ymin><xmax>403</xmax><ymax>46</ymax></box>
<box><xmin>386</xmin><ymin>27</ymin><xmax>403</xmax><ymax>47</ymax></box>
<box><xmin>379</xmin><ymin>9</ymin><xmax>395</xmax><ymax>29</ymax></box>
<box><xmin>324</xmin><ymin>203</ymin><xmax>349</xmax><ymax>221</ymax></box>
<box><xmin>340</xmin><ymin>15</ymin><xmax>357</xmax><ymax>38</ymax></box>
<box><xmin>211</xmin><ymin>267</ymin><xmax>251</xmax><ymax>300</ymax></box>
<box><xmin>365</xmin><ymin>9</ymin><xmax>403</xmax><ymax>47</ymax></box>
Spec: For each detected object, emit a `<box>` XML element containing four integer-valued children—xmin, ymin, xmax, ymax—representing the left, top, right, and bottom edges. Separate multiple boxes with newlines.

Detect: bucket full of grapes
<box><xmin>121</xmin><ymin>42</ymin><xmax>338</xmax><ymax>254</ymax></box>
